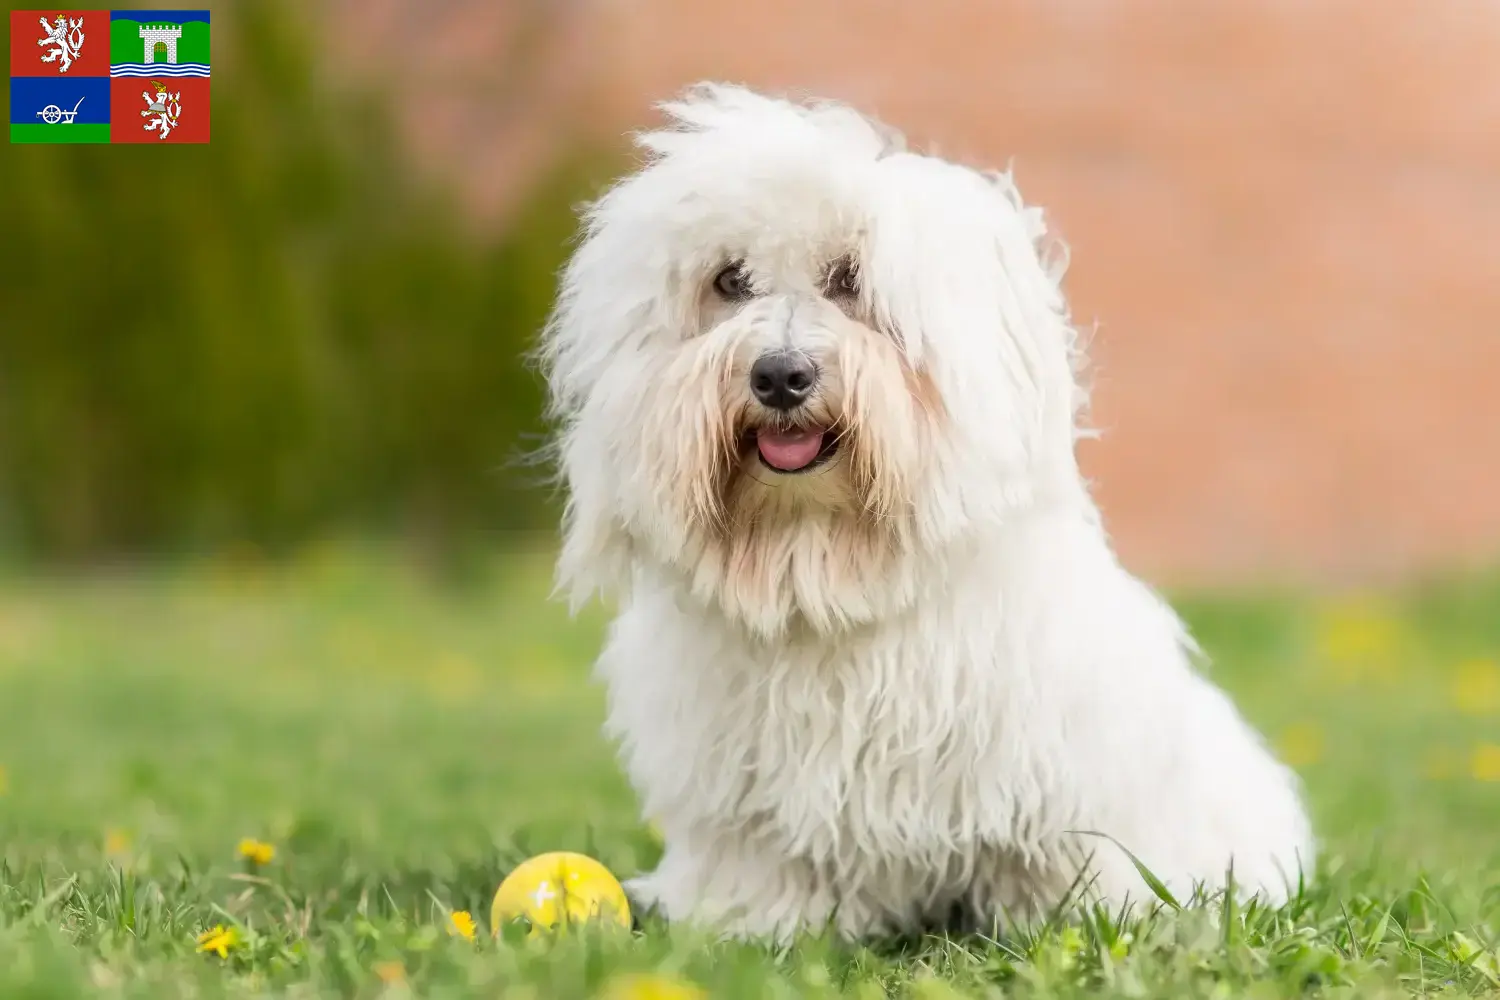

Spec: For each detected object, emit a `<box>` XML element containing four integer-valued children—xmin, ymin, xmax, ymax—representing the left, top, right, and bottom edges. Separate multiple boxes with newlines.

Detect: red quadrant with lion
<box><xmin>109</xmin><ymin>76</ymin><xmax>208</xmax><ymax>142</ymax></box>
<box><xmin>9</xmin><ymin>10</ymin><xmax>109</xmax><ymax>77</ymax></box>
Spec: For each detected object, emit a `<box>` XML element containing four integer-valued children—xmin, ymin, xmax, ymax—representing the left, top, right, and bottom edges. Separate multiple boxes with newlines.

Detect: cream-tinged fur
<box><xmin>537</xmin><ymin>83</ymin><xmax>1313</xmax><ymax>941</ymax></box>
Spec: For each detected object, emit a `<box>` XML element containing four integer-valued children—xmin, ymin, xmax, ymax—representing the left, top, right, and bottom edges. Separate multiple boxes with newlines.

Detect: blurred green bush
<box><xmin>0</xmin><ymin>1</ymin><xmax>612</xmax><ymax>562</ymax></box>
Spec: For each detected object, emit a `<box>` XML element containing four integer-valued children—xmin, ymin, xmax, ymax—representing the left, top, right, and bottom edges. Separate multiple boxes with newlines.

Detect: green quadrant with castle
<box><xmin>110</xmin><ymin>18</ymin><xmax>209</xmax><ymax>66</ymax></box>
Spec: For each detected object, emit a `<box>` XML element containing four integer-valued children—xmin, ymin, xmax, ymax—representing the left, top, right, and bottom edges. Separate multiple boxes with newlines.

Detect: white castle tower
<box><xmin>139</xmin><ymin>23</ymin><xmax>182</xmax><ymax>65</ymax></box>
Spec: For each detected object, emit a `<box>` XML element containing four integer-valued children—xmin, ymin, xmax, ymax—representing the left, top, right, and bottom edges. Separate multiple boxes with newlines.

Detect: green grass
<box><xmin>10</xmin><ymin>124</ymin><xmax>111</xmax><ymax>144</ymax></box>
<box><xmin>1</xmin><ymin>542</ymin><xmax>1498</xmax><ymax>997</ymax></box>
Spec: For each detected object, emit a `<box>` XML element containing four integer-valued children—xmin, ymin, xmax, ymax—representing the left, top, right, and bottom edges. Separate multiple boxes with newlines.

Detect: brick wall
<box><xmin>330</xmin><ymin>0</ymin><xmax>1500</xmax><ymax>585</ymax></box>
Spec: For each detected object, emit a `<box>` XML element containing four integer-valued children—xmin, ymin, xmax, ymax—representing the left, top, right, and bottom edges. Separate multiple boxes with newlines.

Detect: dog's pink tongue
<box><xmin>757</xmin><ymin>429</ymin><xmax>824</xmax><ymax>471</ymax></box>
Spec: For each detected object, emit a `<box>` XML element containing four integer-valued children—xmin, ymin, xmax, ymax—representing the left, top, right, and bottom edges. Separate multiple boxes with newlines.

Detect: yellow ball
<box><xmin>491</xmin><ymin>851</ymin><xmax>631</xmax><ymax>937</ymax></box>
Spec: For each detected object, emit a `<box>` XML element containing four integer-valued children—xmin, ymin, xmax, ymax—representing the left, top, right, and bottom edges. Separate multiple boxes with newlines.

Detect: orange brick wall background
<box><xmin>327</xmin><ymin>0</ymin><xmax>1500</xmax><ymax>586</ymax></box>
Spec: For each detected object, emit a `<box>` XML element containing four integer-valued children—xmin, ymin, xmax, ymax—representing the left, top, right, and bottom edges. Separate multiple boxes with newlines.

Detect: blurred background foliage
<box><xmin>0</xmin><ymin>0</ymin><xmax>612</xmax><ymax>566</ymax></box>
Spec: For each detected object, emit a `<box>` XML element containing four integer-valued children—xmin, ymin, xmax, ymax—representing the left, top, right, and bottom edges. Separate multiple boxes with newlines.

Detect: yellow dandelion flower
<box><xmin>1276</xmin><ymin>722</ymin><xmax>1325</xmax><ymax>767</ymax></box>
<box><xmin>1451</xmin><ymin>659</ymin><xmax>1500</xmax><ymax>715</ymax></box>
<box><xmin>449</xmin><ymin>909</ymin><xmax>477</xmax><ymax>940</ymax></box>
<box><xmin>237</xmin><ymin>838</ymin><xmax>275</xmax><ymax>865</ymax></box>
<box><xmin>196</xmin><ymin>925</ymin><xmax>238</xmax><ymax>959</ymax></box>
<box><xmin>1470</xmin><ymin>743</ymin><xmax>1500</xmax><ymax>782</ymax></box>
<box><xmin>373</xmin><ymin>960</ymin><xmax>406</xmax><ymax>984</ymax></box>
<box><xmin>600</xmin><ymin>973</ymin><xmax>708</xmax><ymax>1000</ymax></box>
<box><xmin>104</xmin><ymin>829</ymin><xmax>131</xmax><ymax>857</ymax></box>
<box><xmin>1314</xmin><ymin>597</ymin><xmax>1403</xmax><ymax>683</ymax></box>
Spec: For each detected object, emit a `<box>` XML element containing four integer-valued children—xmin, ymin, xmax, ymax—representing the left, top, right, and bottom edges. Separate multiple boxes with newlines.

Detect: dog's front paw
<box><xmin>623</xmin><ymin>868</ymin><xmax>759</xmax><ymax>933</ymax></box>
<box><xmin>621</xmin><ymin>872</ymin><xmax>668</xmax><ymax>924</ymax></box>
<box><xmin>624</xmin><ymin>857</ymin><xmax>848</xmax><ymax>943</ymax></box>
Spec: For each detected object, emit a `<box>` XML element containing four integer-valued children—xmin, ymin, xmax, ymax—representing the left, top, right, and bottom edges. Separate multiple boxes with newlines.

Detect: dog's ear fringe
<box><xmin>977</xmin><ymin>164</ymin><xmax>1099</xmax><ymax>443</ymax></box>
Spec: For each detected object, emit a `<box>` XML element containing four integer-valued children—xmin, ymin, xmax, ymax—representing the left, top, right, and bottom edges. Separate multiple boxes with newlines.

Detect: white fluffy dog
<box><xmin>537</xmin><ymin>83</ymin><xmax>1314</xmax><ymax>941</ymax></box>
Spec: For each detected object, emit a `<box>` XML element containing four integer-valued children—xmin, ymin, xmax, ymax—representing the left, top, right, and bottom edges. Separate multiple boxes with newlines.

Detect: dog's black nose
<box><xmin>750</xmin><ymin>352</ymin><xmax>818</xmax><ymax>410</ymax></box>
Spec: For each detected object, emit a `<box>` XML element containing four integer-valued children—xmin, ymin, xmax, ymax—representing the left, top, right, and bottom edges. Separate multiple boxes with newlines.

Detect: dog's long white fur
<box><xmin>538</xmin><ymin>83</ymin><xmax>1314</xmax><ymax>941</ymax></box>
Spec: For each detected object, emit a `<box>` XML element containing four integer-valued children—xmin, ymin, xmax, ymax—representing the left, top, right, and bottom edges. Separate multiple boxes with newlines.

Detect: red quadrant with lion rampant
<box><xmin>9</xmin><ymin>10</ymin><xmax>109</xmax><ymax>77</ymax></box>
<box><xmin>109</xmin><ymin>75</ymin><xmax>207</xmax><ymax>142</ymax></box>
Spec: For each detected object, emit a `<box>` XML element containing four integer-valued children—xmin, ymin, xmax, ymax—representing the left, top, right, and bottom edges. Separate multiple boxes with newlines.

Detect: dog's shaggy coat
<box><xmin>538</xmin><ymin>83</ymin><xmax>1314</xmax><ymax>941</ymax></box>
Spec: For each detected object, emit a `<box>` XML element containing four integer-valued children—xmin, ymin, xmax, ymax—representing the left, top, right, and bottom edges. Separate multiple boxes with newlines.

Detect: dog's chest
<box><xmin>727</xmin><ymin>635</ymin><xmax>1014</xmax><ymax>861</ymax></box>
<box><xmin>600</xmin><ymin>590</ymin><xmax>1040</xmax><ymax>864</ymax></box>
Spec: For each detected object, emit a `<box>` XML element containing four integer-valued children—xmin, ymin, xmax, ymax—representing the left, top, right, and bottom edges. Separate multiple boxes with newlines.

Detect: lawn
<box><xmin>0</xmin><ymin>542</ymin><xmax>1497</xmax><ymax>998</ymax></box>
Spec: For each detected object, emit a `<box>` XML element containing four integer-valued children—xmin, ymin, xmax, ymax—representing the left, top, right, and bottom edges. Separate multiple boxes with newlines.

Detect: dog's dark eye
<box><xmin>826</xmin><ymin>257</ymin><xmax>858</xmax><ymax>297</ymax></box>
<box><xmin>713</xmin><ymin>262</ymin><xmax>752</xmax><ymax>300</ymax></box>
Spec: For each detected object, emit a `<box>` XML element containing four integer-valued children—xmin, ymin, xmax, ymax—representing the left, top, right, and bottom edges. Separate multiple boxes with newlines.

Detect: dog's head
<box><xmin>540</xmin><ymin>84</ymin><xmax>1091</xmax><ymax>637</ymax></box>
